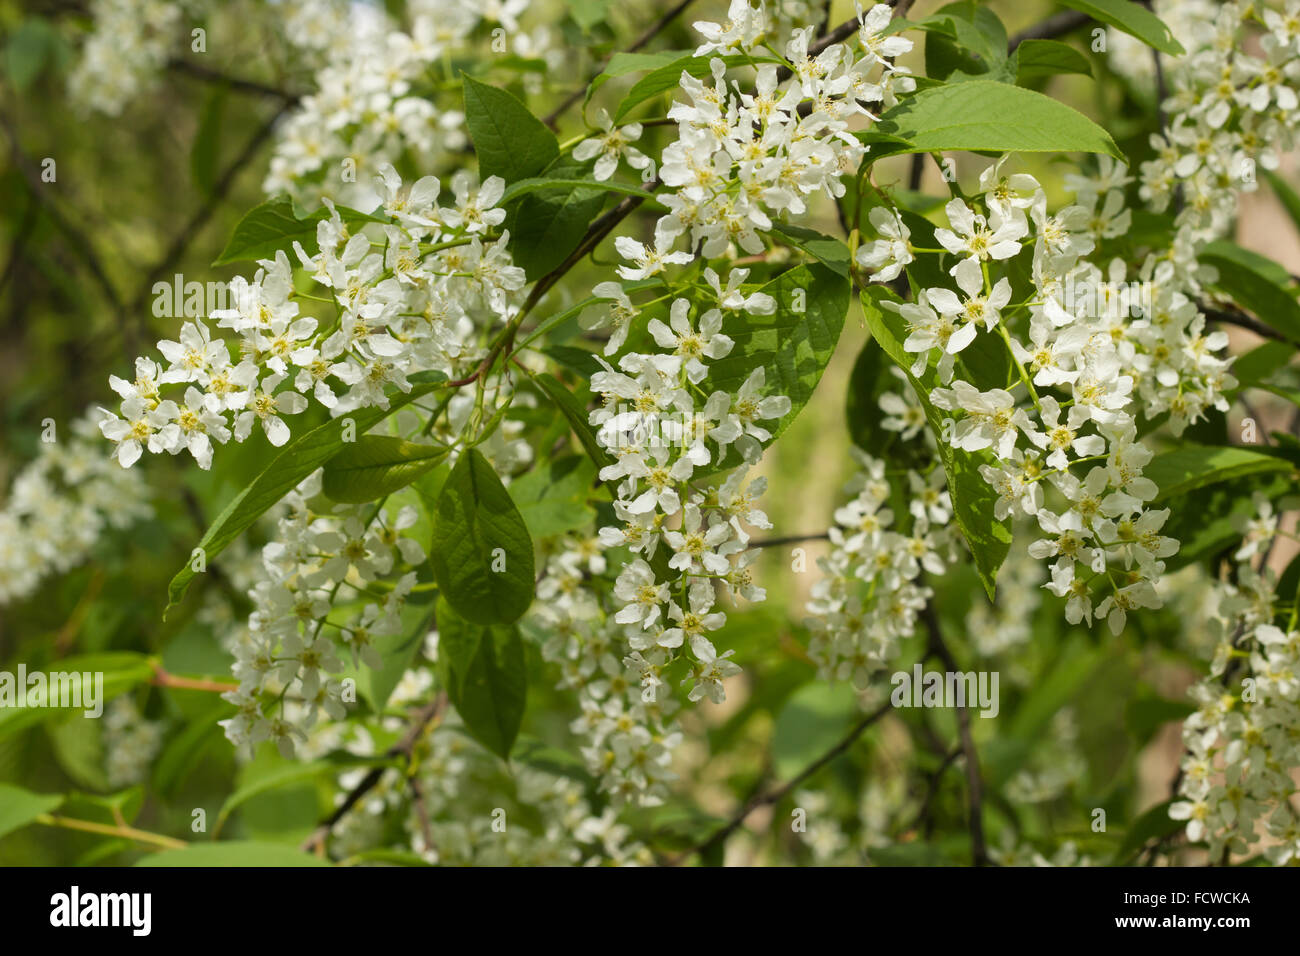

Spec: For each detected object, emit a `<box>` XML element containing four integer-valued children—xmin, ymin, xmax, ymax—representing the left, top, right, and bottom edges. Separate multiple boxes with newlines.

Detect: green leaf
<box><xmin>435</xmin><ymin>599</ymin><xmax>527</xmax><ymax>759</ymax></box>
<box><xmin>0</xmin><ymin>652</ymin><xmax>155</xmax><ymax>740</ymax></box>
<box><xmin>1264</xmin><ymin>170</ymin><xmax>1300</xmax><ymax>238</ymax></box>
<box><xmin>6</xmin><ymin>19</ymin><xmax>55</xmax><ymax>91</ymax></box>
<box><xmin>462</xmin><ymin>75</ymin><xmax>558</xmax><ymax>184</ymax></box>
<box><xmin>1147</xmin><ymin>445</ymin><xmax>1296</xmax><ymax>501</ymax></box>
<box><xmin>860</xmin><ymin>287</ymin><xmax>1012</xmax><ymax>599</ymax></box>
<box><xmin>191</xmin><ymin>83</ymin><xmax>227</xmax><ymax>197</ymax></box>
<box><xmin>698</xmin><ymin>262</ymin><xmax>852</xmax><ymax>473</ymax></box>
<box><xmin>1056</xmin><ymin>0</ymin><xmax>1185</xmax><ymax>56</ymax></box>
<box><xmin>47</xmin><ymin>715</ymin><xmax>109</xmax><ymax>791</ymax></box>
<box><xmin>613</xmin><ymin>53</ymin><xmax>781</xmax><ymax>123</ymax></box>
<box><xmin>321</xmin><ymin>435</ymin><xmax>447</xmax><ymax>504</ymax></box>
<box><xmin>1159</xmin><ymin>471</ymin><xmax>1293</xmax><ymax>571</ymax></box>
<box><xmin>505</xmin><ymin>160</ymin><xmax>608</xmax><ymax>280</ymax></box>
<box><xmin>213</xmin><ymin>196</ymin><xmax>385</xmax><ymax>266</ymax></box>
<box><xmin>136</xmin><ymin>841</ymin><xmax>332</xmax><ymax>867</ymax></box>
<box><xmin>923</xmin><ymin>4</ymin><xmax>1009</xmax><ymax>82</ymax></box>
<box><xmin>499</xmin><ymin>176</ymin><xmax>661</xmax><ymax>207</ymax></box>
<box><xmin>845</xmin><ymin>339</ymin><xmax>929</xmax><ymax>469</ymax></box>
<box><xmin>1200</xmin><ymin>242</ymin><xmax>1300</xmax><ymax>344</ymax></box>
<box><xmin>378</xmin><ymin>605</ymin><xmax>440</xmax><ymax>710</ymax></box>
<box><xmin>0</xmin><ymin>784</ymin><xmax>62</xmax><ymax>840</ymax></box>
<box><xmin>770</xmin><ymin>224</ymin><xmax>852</xmax><ymax>278</ymax></box>
<box><xmin>535</xmin><ymin>372</ymin><xmax>615</xmax><ymax>471</ymax></box>
<box><xmin>509</xmin><ymin>454</ymin><xmax>598</xmax><ymax>540</ymax></box>
<box><xmin>875</xmin><ymin>80</ymin><xmax>1122</xmax><ymax>159</ymax></box>
<box><xmin>771</xmin><ymin>682</ymin><xmax>858</xmax><ymax>779</ymax></box>
<box><xmin>165</xmin><ymin>375</ymin><xmax>447</xmax><ymax>614</ymax></box>
<box><xmin>586</xmin><ymin>48</ymin><xmax>691</xmax><ymax>104</ymax></box>
<box><xmin>1126</xmin><ymin>690</ymin><xmax>1194</xmax><ymax>745</ymax></box>
<box><xmin>429</xmin><ymin>449</ymin><xmax>536</xmax><ymax>625</ymax></box>
<box><xmin>1013</xmin><ymin>38</ymin><xmax>1093</xmax><ymax>84</ymax></box>
<box><xmin>1229</xmin><ymin>340</ymin><xmax>1296</xmax><ymax>397</ymax></box>
<box><xmin>1113</xmin><ymin>799</ymin><xmax>1182</xmax><ymax>864</ymax></box>
<box><xmin>214</xmin><ymin>753</ymin><xmax>388</xmax><ymax>835</ymax></box>
<box><xmin>567</xmin><ymin>0</ymin><xmax>612</xmax><ymax>30</ymax></box>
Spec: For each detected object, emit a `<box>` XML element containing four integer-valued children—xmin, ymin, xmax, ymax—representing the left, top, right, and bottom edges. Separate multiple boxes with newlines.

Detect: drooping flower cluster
<box><xmin>0</xmin><ymin>410</ymin><xmax>150</xmax><ymax>605</ymax></box>
<box><xmin>102</xmin><ymin>696</ymin><xmax>166</xmax><ymax>788</ymax></box>
<box><xmin>263</xmin><ymin>0</ymin><xmax>551</xmax><ymax>207</ymax></box>
<box><xmin>329</xmin><ymin>679</ymin><xmax>652</xmax><ymax>865</ymax></box>
<box><xmin>1170</xmin><ymin>528</ymin><xmax>1300</xmax><ymax>864</ymax></box>
<box><xmin>861</xmin><ymin>155</ymin><xmax>1209</xmax><ymax>635</ymax></box>
<box><xmin>805</xmin><ymin>446</ymin><xmax>958</xmax><ymax>696</ymax></box>
<box><xmin>100</xmin><ymin>165</ymin><xmax>522</xmax><ymax>471</ymax></box>
<box><xmin>530</xmin><ymin>535</ymin><xmax>686</xmax><ymax>807</ymax></box>
<box><xmin>589</xmin><ymin>290</ymin><xmax>785</xmax><ymax>693</ymax></box>
<box><xmin>614</xmin><ymin>2</ymin><xmax>914</xmax><ymax>272</ymax></box>
<box><xmin>1138</xmin><ymin>0</ymin><xmax>1300</xmax><ymax>248</ymax></box>
<box><xmin>67</xmin><ymin>0</ymin><xmax>205</xmax><ymax>116</ymax></box>
<box><xmin>217</xmin><ymin>470</ymin><xmax>429</xmax><ymax>756</ymax></box>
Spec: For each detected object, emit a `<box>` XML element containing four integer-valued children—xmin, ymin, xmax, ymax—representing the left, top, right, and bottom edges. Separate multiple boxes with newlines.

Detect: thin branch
<box><xmin>542</xmin><ymin>0</ymin><xmax>700</xmax><ymax>129</ymax></box>
<box><xmin>750</xmin><ymin>532</ymin><xmax>830</xmax><ymax>548</ymax></box>
<box><xmin>407</xmin><ymin>775</ymin><xmax>438</xmax><ymax>857</ymax></box>
<box><xmin>1200</xmin><ymin>301</ymin><xmax>1288</xmax><ymax>343</ymax></box>
<box><xmin>36</xmin><ymin>813</ymin><xmax>188</xmax><ymax>851</ymax></box>
<box><xmin>167</xmin><ymin>58</ymin><xmax>302</xmax><ymax>103</ymax></box>
<box><xmin>922</xmin><ymin>599</ymin><xmax>990</xmax><ymax>866</ymax></box>
<box><xmin>1008</xmin><ymin>10</ymin><xmax>1091</xmax><ymax>52</ymax></box>
<box><xmin>906</xmin><ymin>746</ymin><xmax>961</xmax><ymax>837</ymax></box>
<box><xmin>127</xmin><ymin>103</ymin><xmax>290</xmax><ymax>317</ymax></box>
<box><xmin>301</xmin><ymin>694</ymin><xmax>446</xmax><ymax>853</ymax></box>
<box><xmin>673</xmin><ymin>700</ymin><xmax>892</xmax><ymax>863</ymax></box>
<box><xmin>0</xmin><ymin>109</ymin><xmax>128</xmax><ymax>322</ymax></box>
<box><xmin>150</xmin><ymin>661</ymin><xmax>238</xmax><ymax>694</ymax></box>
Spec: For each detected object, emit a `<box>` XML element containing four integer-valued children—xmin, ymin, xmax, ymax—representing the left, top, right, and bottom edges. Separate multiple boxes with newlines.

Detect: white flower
<box><xmin>930</xmin><ymin>381</ymin><xmax>1031</xmax><ymax>458</ymax></box>
<box><xmin>692</xmin><ymin>0</ymin><xmax>767</xmax><ymax>56</ymax></box>
<box><xmin>647</xmin><ymin>298</ymin><xmax>734</xmax><ymax>383</ymax></box>
<box><xmin>234</xmin><ymin>373</ymin><xmax>308</xmax><ymax>447</ymax></box>
<box><xmin>573</xmin><ymin>109</ymin><xmax>651</xmax><ymax>182</ymax></box>
<box><xmin>934</xmin><ymin>199</ymin><xmax>1026</xmax><ymax>271</ymax></box>
<box><xmin>856</xmin><ymin>206</ymin><xmax>912</xmax><ymax>282</ymax></box>
<box><xmin>614</xmin><ymin>235</ymin><xmax>694</xmax><ymax>280</ymax></box>
<box><xmin>704</xmin><ymin>267</ymin><xmax>775</xmax><ymax>314</ymax></box>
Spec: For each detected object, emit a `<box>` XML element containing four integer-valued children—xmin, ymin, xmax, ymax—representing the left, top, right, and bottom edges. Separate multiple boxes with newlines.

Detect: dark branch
<box><xmin>674</xmin><ymin>700</ymin><xmax>892</xmax><ymax>863</ymax></box>
<box><xmin>1008</xmin><ymin>10</ymin><xmax>1091</xmax><ymax>52</ymax></box>
<box><xmin>128</xmin><ymin>104</ymin><xmax>290</xmax><ymax>317</ymax></box>
<box><xmin>301</xmin><ymin>694</ymin><xmax>446</xmax><ymax>853</ymax></box>
<box><xmin>1200</xmin><ymin>301</ymin><xmax>1288</xmax><ymax>343</ymax></box>
<box><xmin>922</xmin><ymin>598</ymin><xmax>990</xmax><ymax>866</ymax></box>
<box><xmin>167</xmin><ymin>59</ymin><xmax>303</xmax><ymax>104</ymax></box>
<box><xmin>750</xmin><ymin>532</ymin><xmax>830</xmax><ymax>548</ymax></box>
<box><xmin>542</xmin><ymin>0</ymin><xmax>700</xmax><ymax>129</ymax></box>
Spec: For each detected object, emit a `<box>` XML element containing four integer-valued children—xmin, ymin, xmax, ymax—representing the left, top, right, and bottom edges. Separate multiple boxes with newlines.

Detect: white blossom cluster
<box><xmin>805</xmin><ymin>447</ymin><xmax>958</xmax><ymax>694</ymax></box>
<box><xmin>0</xmin><ymin>410</ymin><xmax>150</xmax><ymax>605</ymax></box>
<box><xmin>588</xmin><ymin>303</ymin><xmax>784</xmax><ymax>702</ymax></box>
<box><xmin>1139</xmin><ymin>0</ymin><xmax>1300</xmax><ymax>245</ymax></box>
<box><xmin>100</xmin><ymin>165</ymin><xmax>522</xmax><ymax>471</ymax></box>
<box><xmin>262</xmin><ymin>0</ymin><xmax>542</xmax><ymax>208</ymax></box>
<box><xmin>860</xmin><ymin>156</ymin><xmax>1213</xmax><ymax>635</ymax></box>
<box><xmin>67</xmin><ymin>0</ymin><xmax>205</xmax><ymax>116</ymax></box>
<box><xmin>1171</xmin><ymin>533</ymin><xmax>1300</xmax><ymax>864</ymax></box>
<box><xmin>317</xmin><ymin>652</ymin><xmax>649</xmax><ymax>865</ymax></box>
<box><xmin>216</xmin><ymin>470</ymin><xmax>429</xmax><ymax>756</ymax></box>
<box><xmin>102</xmin><ymin>696</ymin><xmax>165</xmax><ymax>788</ymax></box>
<box><xmin>605</xmin><ymin>1</ymin><xmax>914</xmax><ymax>277</ymax></box>
<box><xmin>530</xmin><ymin>534</ymin><xmax>686</xmax><ymax>807</ymax></box>
<box><xmin>552</xmin><ymin>1</ymin><xmax>918</xmax><ymax>734</ymax></box>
